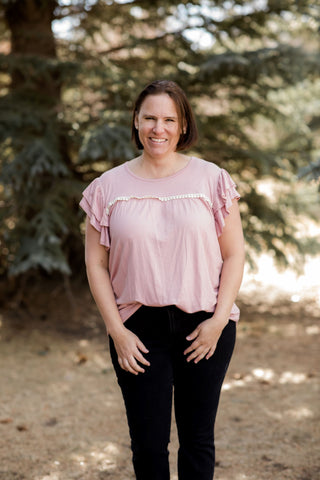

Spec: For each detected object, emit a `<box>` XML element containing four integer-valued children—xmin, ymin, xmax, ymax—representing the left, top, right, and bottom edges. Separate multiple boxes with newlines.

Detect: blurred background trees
<box><xmin>0</xmin><ymin>0</ymin><xmax>319</xmax><ymax>284</ymax></box>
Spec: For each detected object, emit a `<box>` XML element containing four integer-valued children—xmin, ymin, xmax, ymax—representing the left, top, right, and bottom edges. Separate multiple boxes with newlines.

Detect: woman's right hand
<box><xmin>84</xmin><ymin>221</ymin><xmax>150</xmax><ymax>376</ymax></box>
<box><xmin>111</xmin><ymin>327</ymin><xmax>150</xmax><ymax>375</ymax></box>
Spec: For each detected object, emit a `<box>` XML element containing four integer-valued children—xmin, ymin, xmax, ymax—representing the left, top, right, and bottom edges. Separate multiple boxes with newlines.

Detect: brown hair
<box><xmin>131</xmin><ymin>80</ymin><xmax>198</xmax><ymax>151</ymax></box>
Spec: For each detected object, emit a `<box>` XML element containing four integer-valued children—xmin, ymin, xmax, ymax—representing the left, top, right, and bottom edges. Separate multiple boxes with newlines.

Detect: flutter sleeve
<box><xmin>213</xmin><ymin>168</ymin><xmax>240</xmax><ymax>237</ymax></box>
<box><xmin>79</xmin><ymin>177</ymin><xmax>110</xmax><ymax>249</ymax></box>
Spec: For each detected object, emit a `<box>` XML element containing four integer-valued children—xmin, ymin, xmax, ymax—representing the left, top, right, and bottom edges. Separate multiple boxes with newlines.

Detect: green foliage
<box><xmin>298</xmin><ymin>158</ymin><xmax>320</xmax><ymax>183</ymax></box>
<box><xmin>0</xmin><ymin>104</ymin><xmax>82</xmax><ymax>275</ymax></box>
<box><xmin>79</xmin><ymin>124</ymin><xmax>135</xmax><ymax>165</ymax></box>
<box><xmin>0</xmin><ymin>0</ymin><xmax>319</xmax><ymax>278</ymax></box>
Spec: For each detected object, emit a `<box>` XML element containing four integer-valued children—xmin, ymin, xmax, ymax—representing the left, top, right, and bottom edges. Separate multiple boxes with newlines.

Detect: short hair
<box><xmin>131</xmin><ymin>80</ymin><xmax>198</xmax><ymax>151</ymax></box>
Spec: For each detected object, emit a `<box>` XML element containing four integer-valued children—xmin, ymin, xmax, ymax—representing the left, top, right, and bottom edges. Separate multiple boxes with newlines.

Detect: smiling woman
<box><xmin>133</xmin><ymin>94</ymin><xmax>182</xmax><ymax>167</ymax></box>
<box><xmin>131</xmin><ymin>79</ymin><xmax>198</xmax><ymax>154</ymax></box>
<box><xmin>128</xmin><ymin>80</ymin><xmax>198</xmax><ymax>179</ymax></box>
<box><xmin>80</xmin><ymin>79</ymin><xmax>245</xmax><ymax>480</ymax></box>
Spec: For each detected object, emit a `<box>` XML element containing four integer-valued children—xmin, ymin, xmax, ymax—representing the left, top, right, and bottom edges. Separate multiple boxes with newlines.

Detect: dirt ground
<box><xmin>0</xmin><ymin>281</ymin><xmax>319</xmax><ymax>480</ymax></box>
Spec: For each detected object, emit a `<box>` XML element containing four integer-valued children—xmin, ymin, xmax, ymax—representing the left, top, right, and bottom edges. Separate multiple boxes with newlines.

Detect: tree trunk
<box><xmin>1</xmin><ymin>0</ymin><xmax>77</xmax><ymax>278</ymax></box>
<box><xmin>5</xmin><ymin>0</ymin><xmax>60</xmax><ymax>99</ymax></box>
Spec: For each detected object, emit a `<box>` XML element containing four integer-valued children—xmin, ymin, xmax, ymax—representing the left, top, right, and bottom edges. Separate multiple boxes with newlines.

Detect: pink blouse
<box><xmin>80</xmin><ymin>157</ymin><xmax>240</xmax><ymax>322</ymax></box>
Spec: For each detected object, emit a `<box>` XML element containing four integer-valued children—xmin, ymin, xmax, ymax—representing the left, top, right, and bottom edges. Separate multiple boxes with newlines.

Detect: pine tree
<box><xmin>0</xmin><ymin>0</ymin><xmax>319</xmax><ymax>279</ymax></box>
<box><xmin>0</xmin><ymin>0</ymin><xmax>84</xmax><ymax>277</ymax></box>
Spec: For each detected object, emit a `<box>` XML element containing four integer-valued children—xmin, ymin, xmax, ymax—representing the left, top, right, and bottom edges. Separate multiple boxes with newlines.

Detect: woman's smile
<box><xmin>150</xmin><ymin>138</ymin><xmax>167</xmax><ymax>143</ymax></box>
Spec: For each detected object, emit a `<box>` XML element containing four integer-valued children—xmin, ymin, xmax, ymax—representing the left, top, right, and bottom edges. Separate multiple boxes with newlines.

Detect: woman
<box><xmin>80</xmin><ymin>80</ymin><xmax>245</xmax><ymax>480</ymax></box>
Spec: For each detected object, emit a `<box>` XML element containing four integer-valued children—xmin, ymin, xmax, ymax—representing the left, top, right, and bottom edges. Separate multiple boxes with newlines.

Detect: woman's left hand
<box><xmin>184</xmin><ymin>317</ymin><xmax>227</xmax><ymax>363</ymax></box>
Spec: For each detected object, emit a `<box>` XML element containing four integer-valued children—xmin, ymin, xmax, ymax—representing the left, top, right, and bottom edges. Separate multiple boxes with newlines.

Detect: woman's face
<box><xmin>135</xmin><ymin>93</ymin><xmax>183</xmax><ymax>160</ymax></box>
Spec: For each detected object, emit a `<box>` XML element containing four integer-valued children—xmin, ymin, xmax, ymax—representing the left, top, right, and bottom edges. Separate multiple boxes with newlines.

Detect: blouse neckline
<box><xmin>124</xmin><ymin>156</ymin><xmax>194</xmax><ymax>182</ymax></box>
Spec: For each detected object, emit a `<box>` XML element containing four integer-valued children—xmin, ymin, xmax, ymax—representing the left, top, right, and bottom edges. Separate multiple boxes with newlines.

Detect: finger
<box><xmin>124</xmin><ymin>357</ymin><xmax>145</xmax><ymax>375</ymax></box>
<box><xmin>133</xmin><ymin>339</ymin><xmax>150</xmax><ymax>366</ymax></box>
<box><xmin>186</xmin><ymin>346</ymin><xmax>206</xmax><ymax>363</ymax></box>
<box><xmin>205</xmin><ymin>345</ymin><xmax>216</xmax><ymax>360</ymax></box>
<box><xmin>186</xmin><ymin>328</ymin><xmax>200</xmax><ymax>341</ymax></box>
<box><xmin>184</xmin><ymin>339</ymin><xmax>200</xmax><ymax>355</ymax></box>
<box><xmin>129</xmin><ymin>359</ymin><xmax>146</xmax><ymax>374</ymax></box>
<box><xmin>118</xmin><ymin>356</ymin><xmax>141</xmax><ymax>375</ymax></box>
<box><xmin>194</xmin><ymin>350</ymin><xmax>207</xmax><ymax>364</ymax></box>
<box><xmin>135</xmin><ymin>350</ymin><xmax>150</xmax><ymax>367</ymax></box>
<box><xmin>137</xmin><ymin>340</ymin><xmax>149</xmax><ymax>354</ymax></box>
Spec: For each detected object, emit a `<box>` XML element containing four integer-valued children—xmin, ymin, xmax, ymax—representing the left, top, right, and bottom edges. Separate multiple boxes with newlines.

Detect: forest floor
<box><xmin>0</xmin><ymin>279</ymin><xmax>319</xmax><ymax>480</ymax></box>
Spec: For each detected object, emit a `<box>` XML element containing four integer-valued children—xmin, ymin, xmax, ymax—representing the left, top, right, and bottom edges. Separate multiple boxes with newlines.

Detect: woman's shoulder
<box><xmin>84</xmin><ymin>163</ymin><xmax>129</xmax><ymax>201</ymax></box>
<box><xmin>191</xmin><ymin>157</ymin><xmax>222</xmax><ymax>176</ymax></box>
<box><xmin>190</xmin><ymin>158</ymin><xmax>237</xmax><ymax>196</ymax></box>
<box><xmin>100</xmin><ymin>162</ymin><xmax>126</xmax><ymax>180</ymax></box>
<box><xmin>99</xmin><ymin>162</ymin><xmax>127</xmax><ymax>182</ymax></box>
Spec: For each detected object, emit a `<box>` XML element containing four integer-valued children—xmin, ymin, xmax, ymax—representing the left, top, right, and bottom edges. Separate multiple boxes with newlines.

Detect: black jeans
<box><xmin>109</xmin><ymin>305</ymin><xmax>236</xmax><ymax>480</ymax></box>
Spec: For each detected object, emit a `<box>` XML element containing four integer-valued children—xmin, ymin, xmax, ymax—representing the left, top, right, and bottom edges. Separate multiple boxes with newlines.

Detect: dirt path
<box><xmin>0</xmin><ymin>285</ymin><xmax>319</xmax><ymax>480</ymax></box>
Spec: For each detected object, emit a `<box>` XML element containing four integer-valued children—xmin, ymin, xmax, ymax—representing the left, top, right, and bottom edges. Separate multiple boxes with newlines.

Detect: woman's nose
<box><xmin>152</xmin><ymin>120</ymin><xmax>164</xmax><ymax>134</ymax></box>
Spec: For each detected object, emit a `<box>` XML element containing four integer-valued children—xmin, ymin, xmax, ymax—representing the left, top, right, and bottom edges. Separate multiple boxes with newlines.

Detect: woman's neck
<box><xmin>131</xmin><ymin>153</ymin><xmax>189</xmax><ymax>179</ymax></box>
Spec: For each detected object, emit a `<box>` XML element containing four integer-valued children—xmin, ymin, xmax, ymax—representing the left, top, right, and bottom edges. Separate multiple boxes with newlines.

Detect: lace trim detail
<box><xmin>105</xmin><ymin>194</ymin><xmax>213</xmax><ymax>214</ymax></box>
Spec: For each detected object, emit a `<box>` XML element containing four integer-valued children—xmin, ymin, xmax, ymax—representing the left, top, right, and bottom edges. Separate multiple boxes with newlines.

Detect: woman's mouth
<box><xmin>150</xmin><ymin>138</ymin><xmax>167</xmax><ymax>143</ymax></box>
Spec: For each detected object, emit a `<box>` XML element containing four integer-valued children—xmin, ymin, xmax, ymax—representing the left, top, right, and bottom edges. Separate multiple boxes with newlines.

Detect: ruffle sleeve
<box><xmin>79</xmin><ymin>178</ymin><xmax>110</xmax><ymax>249</ymax></box>
<box><xmin>213</xmin><ymin>169</ymin><xmax>240</xmax><ymax>237</ymax></box>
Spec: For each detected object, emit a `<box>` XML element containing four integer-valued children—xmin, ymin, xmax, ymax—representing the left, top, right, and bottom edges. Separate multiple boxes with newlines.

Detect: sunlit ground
<box><xmin>241</xmin><ymin>253</ymin><xmax>320</xmax><ymax>307</ymax></box>
<box><xmin>2</xmin><ymin>251</ymin><xmax>319</xmax><ymax>480</ymax></box>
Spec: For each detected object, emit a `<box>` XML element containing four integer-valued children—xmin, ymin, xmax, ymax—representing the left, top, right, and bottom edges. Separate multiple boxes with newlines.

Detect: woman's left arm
<box><xmin>184</xmin><ymin>199</ymin><xmax>245</xmax><ymax>363</ymax></box>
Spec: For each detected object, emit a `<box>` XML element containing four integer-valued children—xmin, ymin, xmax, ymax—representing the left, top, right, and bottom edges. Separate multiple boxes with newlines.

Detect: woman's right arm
<box><xmin>84</xmin><ymin>218</ymin><xmax>150</xmax><ymax>375</ymax></box>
